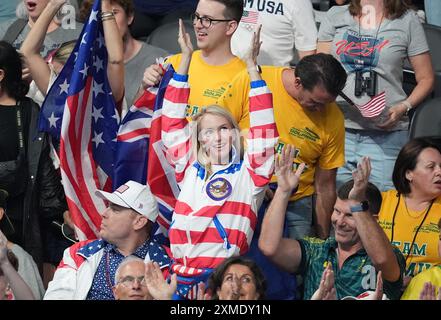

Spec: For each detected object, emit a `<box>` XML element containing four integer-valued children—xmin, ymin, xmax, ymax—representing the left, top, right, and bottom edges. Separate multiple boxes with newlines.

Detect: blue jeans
<box><xmin>285</xmin><ymin>195</ymin><xmax>314</xmax><ymax>240</ymax></box>
<box><xmin>425</xmin><ymin>0</ymin><xmax>441</xmax><ymax>27</ymax></box>
<box><xmin>337</xmin><ymin>129</ymin><xmax>408</xmax><ymax>192</ymax></box>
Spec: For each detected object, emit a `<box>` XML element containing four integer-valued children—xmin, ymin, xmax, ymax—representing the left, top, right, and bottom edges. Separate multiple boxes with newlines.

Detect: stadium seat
<box><xmin>403</xmin><ymin>23</ymin><xmax>441</xmax><ymax>98</ymax></box>
<box><xmin>146</xmin><ymin>19</ymin><xmax>198</xmax><ymax>55</ymax></box>
<box><xmin>408</xmin><ymin>97</ymin><xmax>441</xmax><ymax>139</ymax></box>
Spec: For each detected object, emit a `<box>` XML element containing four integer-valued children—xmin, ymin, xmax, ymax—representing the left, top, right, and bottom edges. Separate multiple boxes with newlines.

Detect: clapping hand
<box><xmin>196</xmin><ymin>281</ymin><xmax>212</xmax><ymax>300</ymax></box>
<box><xmin>311</xmin><ymin>263</ymin><xmax>337</xmax><ymax>300</ymax></box>
<box><xmin>275</xmin><ymin>145</ymin><xmax>305</xmax><ymax>194</ymax></box>
<box><xmin>348</xmin><ymin>156</ymin><xmax>371</xmax><ymax>202</ymax></box>
<box><xmin>144</xmin><ymin>261</ymin><xmax>177</xmax><ymax>300</ymax></box>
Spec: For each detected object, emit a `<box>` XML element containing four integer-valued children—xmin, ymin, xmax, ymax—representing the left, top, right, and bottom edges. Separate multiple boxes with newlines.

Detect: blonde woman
<box><xmin>161</xmin><ymin>21</ymin><xmax>277</xmax><ymax>299</ymax></box>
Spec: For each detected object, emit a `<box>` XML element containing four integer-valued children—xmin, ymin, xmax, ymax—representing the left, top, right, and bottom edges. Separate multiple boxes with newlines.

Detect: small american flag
<box><xmin>357</xmin><ymin>91</ymin><xmax>386</xmax><ymax>118</ymax></box>
<box><xmin>241</xmin><ymin>10</ymin><xmax>259</xmax><ymax>24</ymax></box>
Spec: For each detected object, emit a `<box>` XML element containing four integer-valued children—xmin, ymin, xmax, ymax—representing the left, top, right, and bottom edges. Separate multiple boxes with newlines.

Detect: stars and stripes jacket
<box><xmin>162</xmin><ymin>74</ymin><xmax>278</xmax><ymax>298</ymax></box>
<box><xmin>43</xmin><ymin>239</ymin><xmax>170</xmax><ymax>300</ymax></box>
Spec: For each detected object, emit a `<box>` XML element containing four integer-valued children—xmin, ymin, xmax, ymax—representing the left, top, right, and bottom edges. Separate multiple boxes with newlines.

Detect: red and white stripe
<box><xmin>59</xmin><ymin>76</ymin><xmax>106</xmax><ymax>240</ymax></box>
<box><xmin>241</xmin><ymin>10</ymin><xmax>259</xmax><ymax>24</ymax></box>
<box><xmin>161</xmin><ymin>79</ymin><xmax>194</xmax><ymax>185</ymax></box>
<box><xmin>162</xmin><ymin>76</ymin><xmax>278</xmax><ymax>279</ymax></box>
<box><xmin>357</xmin><ymin>91</ymin><xmax>386</xmax><ymax>118</ymax></box>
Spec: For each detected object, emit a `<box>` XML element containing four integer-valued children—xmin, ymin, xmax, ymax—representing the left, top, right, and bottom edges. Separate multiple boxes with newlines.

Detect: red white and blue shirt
<box><xmin>162</xmin><ymin>74</ymin><xmax>278</xmax><ymax>298</ymax></box>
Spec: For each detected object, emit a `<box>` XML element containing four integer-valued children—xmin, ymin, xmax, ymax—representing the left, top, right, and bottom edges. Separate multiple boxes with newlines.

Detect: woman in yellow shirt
<box><xmin>378</xmin><ymin>138</ymin><xmax>441</xmax><ymax>286</ymax></box>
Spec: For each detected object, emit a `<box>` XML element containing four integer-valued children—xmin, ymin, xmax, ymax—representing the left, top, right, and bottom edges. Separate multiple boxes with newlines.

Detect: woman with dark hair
<box><xmin>318</xmin><ymin>0</ymin><xmax>435</xmax><ymax>192</ymax></box>
<box><xmin>0</xmin><ymin>40</ymin><xmax>67</xmax><ymax>278</ymax></box>
<box><xmin>378</xmin><ymin>138</ymin><xmax>441</xmax><ymax>286</ymax></box>
<box><xmin>206</xmin><ymin>256</ymin><xmax>266</xmax><ymax>300</ymax></box>
<box><xmin>143</xmin><ymin>256</ymin><xmax>266</xmax><ymax>300</ymax></box>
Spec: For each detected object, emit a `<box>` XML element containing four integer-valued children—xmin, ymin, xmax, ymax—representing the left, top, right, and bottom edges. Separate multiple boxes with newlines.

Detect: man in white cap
<box><xmin>44</xmin><ymin>181</ymin><xmax>171</xmax><ymax>300</ymax></box>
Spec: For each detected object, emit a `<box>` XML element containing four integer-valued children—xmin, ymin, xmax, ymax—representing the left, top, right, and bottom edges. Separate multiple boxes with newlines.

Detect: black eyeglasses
<box><xmin>191</xmin><ymin>13</ymin><xmax>233</xmax><ymax>28</ymax></box>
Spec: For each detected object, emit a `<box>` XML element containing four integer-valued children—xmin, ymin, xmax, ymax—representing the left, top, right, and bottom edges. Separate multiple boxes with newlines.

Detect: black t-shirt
<box><xmin>0</xmin><ymin>105</ymin><xmax>19</xmax><ymax>161</ymax></box>
<box><xmin>0</xmin><ymin>102</ymin><xmax>30</xmax><ymax>229</ymax></box>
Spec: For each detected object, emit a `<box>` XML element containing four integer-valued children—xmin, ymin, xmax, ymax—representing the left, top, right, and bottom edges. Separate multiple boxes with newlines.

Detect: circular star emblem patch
<box><xmin>206</xmin><ymin>177</ymin><xmax>232</xmax><ymax>201</ymax></box>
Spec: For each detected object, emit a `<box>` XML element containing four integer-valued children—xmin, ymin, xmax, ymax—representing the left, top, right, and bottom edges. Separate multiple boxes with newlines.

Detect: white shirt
<box><xmin>232</xmin><ymin>0</ymin><xmax>318</xmax><ymax>66</ymax></box>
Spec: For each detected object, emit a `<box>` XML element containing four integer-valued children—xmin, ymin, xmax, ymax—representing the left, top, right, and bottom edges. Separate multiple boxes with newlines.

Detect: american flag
<box><xmin>241</xmin><ymin>10</ymin><xmax>259</xmax><ymax>24</ymax></box>
<box><xmin>115</xmin><ymin>65</ymin><xmax>179</xmax><ymax>238</ymax></box>
<box><xmin>39</xmin><ymin>0</ymin><xmax>119</xmax><ymax>240</ymax></box>
<box><xmin>357</xmin><ymin>91</ymin><xmax>386</xmax><ymax>118</ymax></box>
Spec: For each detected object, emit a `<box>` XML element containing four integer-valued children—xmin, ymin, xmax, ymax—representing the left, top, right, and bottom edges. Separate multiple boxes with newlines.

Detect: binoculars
<box><xmin>354</xmin><ymin>70</ymin><xmax>377</xmax><ymax>97</ymax></box>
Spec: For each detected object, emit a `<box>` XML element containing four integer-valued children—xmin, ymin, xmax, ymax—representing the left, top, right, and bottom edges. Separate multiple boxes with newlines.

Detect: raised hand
<box><xmin>178</xmin><ymin>18</ymin><xmax>193</xmax><ymax>57</ymax></box>
<box><xmin>196</xmin><ymin>281</ymin><xmax>212</xmax><ymax>300</ymax></box>
<box><xmin>223</xmin><ymin>275</ymin><xmax>241</xmax><ymax>300</ymax></box>
<box><xmin>275</xmin><ymin>144</ymin><xmax>305</xmax><ymax>194</ymax></box>
<box><xmin>348</xmin><ymin>156</ymin><xmax>371</xmax><ymax>202</ymax></box>
<box><xmin>419</xmin><ymin>282</ymin><xmax>441</xmax><ymax>300</ymax></box>
<box><xmin>243</xmin><ymin>24</ymin><xmax>262</xmax><ymax>69</ymax></box>
<box><xmin>176</xmin><ymin>19</ymin><xmax>193</xmax><ymax>75</ymax></box>
<box><xmin>144</xmin><ymin>261</ymin><xmax>177</xmax><ymax>300</ymax></box>
<box><xmin>371</xmin><ymin>271</ymin><xmax>384</xmax><ymax>300</ymax></box>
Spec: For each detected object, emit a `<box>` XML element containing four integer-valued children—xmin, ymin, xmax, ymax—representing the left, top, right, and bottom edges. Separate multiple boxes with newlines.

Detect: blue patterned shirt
<box><xmin>85</xmin><ymin>240</ymin><xmax>168</xmax><ymax>300</ymax></box>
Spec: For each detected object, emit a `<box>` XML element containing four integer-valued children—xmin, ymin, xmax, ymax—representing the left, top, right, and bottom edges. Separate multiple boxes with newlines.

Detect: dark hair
<box><xmin>0</xmin><ymin>189</ymin><xmax>7</xmax><ymax>208</ymax></box>
<box><xmin>392</xmin><ymin>138</ymin><xmax>441</xmax><ymax>195</ymax></box>
<box><xmin>208</xmin><ymin>256</ymin><xmax>266</xmax><ymax>300</ymax></box>
<box><xmin>0</xmin><ymin>41</ymin><xmax>29</xmax><ymax>100</ymax></box>
<box><xmin>349</xmin><ymin>0</ymin><xmax>414</xmax><ymax>20</ymax></box>
<box><xmin>79</xmin><ymin>0</ymin><xmax>134</xmax><ymax>22</ymax></box>
<box><xmin>211</xmin><ymin>0</ymin><xmax>243</xmax><ymax>22</ymax></box>
<box><xmin>294</xmin><ymin>53</ymin><xmax>347</xmax><ymax>97</ymax></box>
<box><xmin>337</xmin><ymin>180</ymin><xmax>383</xmax><ymax>215</ymax></box>
<box><xmin>0</xmin><ymin>250</ymin><xmax>19</xmax><ymax>276</ymax></box>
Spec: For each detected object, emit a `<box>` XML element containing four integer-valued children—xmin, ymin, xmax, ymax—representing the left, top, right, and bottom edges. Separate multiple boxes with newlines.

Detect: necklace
<box><xmin>390</xmin><ymin>193</ymin><xmax>434</xmax><ymax>263</ymax></box>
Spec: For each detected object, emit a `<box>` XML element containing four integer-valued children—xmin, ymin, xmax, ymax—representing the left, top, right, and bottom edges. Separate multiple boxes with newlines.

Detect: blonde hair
<box><xmin>191</xmin><ymin>106</ymin><xmax>243</xmax><ymax>176</ymax></box>
<box><xmin>53</xmin><ymin>40</ymin><xmax>76</xmax><ymax>65</ymax></box>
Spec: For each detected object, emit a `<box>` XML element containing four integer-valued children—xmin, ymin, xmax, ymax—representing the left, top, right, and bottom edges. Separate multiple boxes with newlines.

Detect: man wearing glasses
<box><xmin>140</xmin><ymin>0</ymin><xmax>246</xmax><ymax>118</ymax></box>
<box><xmin>44</xmin><ymin>181</ymin><xmax>171</xmax><ymax>300</ymax></box>
<box><xmin>113</xmin><ymin>256</ymin><xmax>150</xmax><ymax>300</ymax></box>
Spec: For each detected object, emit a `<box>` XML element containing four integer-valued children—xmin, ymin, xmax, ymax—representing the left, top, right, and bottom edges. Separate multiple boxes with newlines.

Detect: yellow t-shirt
<box><xmin>401</xmin><ymin>265</ymin><xmax>441</xmax><ymax>300</ymax></box>
<box><xmin>378</xmin><ymin>190</ymin><xmax>441</xmax><ymax>277</ymax></box>
<box><xmin>165</xmin><ymin>50</ymin><xmax>247</xmax><ymax>117</ymax></box>
<box><xmin>217</xmin><ymin>66</ymin><xmax>345</xmax><ymax>201</ymax></box>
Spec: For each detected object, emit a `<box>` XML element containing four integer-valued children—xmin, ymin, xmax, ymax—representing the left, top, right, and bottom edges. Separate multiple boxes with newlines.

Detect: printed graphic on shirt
<box><xmin>289</xmin><ymin>127</ymin><xmax>320</xmax><ymax>142</ymax></box>
<box><xmin>206</xmin><ymin>177</ymin><xmax>232</xmax><ymax>201</ymax></box>
<box><xmin>335</xmin><ymin>30</ymin><xmax>389</xmax><ymax>72</ymax></box>
<box><xmin>243</xmin><ymin>0</ymin><xmax>284</xmax><ymax>15</ymax></box>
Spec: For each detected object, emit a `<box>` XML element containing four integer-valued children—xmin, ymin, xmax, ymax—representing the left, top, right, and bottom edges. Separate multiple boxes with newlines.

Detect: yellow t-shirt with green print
<box><xmin>378</xmin><ymin>191</ymin><xmax>441</xmax><ymax>277</ymax></box>
<box><xmin>217</xmin><ymin>66</ymin><xmax>345</xmax><ymax>201</ymax></box>
<box><xmin>165</xmin><ymin>50</ymin><xmax>247</xmax><ymax>117</ymax></box>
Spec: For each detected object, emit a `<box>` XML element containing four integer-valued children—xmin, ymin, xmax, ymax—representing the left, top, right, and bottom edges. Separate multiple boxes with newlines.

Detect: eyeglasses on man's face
<box><xmin>191</xmin><ymin>13</ymin><xmax>233</xmax><ymax>28</ymax></box>
<box><xmin>118</xmin><ymin>275</ymin><xmax>147</xmax><ymax>287</ymax></box>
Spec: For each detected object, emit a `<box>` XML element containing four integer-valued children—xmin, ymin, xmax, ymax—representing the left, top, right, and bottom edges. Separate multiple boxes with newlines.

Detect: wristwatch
<box><xmin>349</xmin><ymin>200</ymin><xmax>369</xmax><ymax>213</ymax></box>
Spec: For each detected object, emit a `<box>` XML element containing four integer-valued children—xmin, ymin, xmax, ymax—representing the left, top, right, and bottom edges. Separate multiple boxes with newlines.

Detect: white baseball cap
<box><xmin>95</xmin><ymin>181</ymin><xmax>158</xmax><ymax>222</ymax></box>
